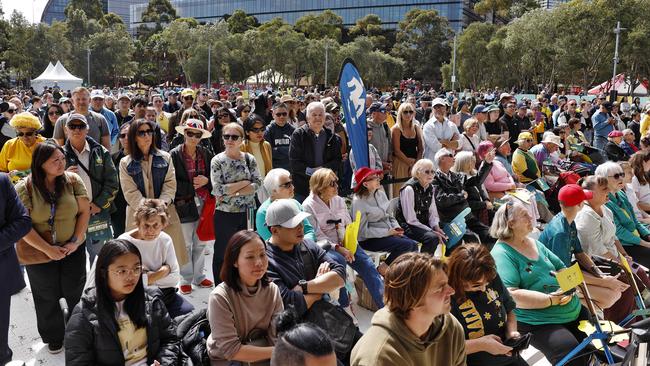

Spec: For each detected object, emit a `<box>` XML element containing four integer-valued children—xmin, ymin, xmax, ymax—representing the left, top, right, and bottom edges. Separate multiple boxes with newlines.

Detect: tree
<box><xmin>392</xmin><ymin>9</ymin><xmax>453</xmax><ymax>85</ymax></box>
<box><xmin>294</xmin><ymin>10</ymin><xmax>343</xmax><ymax>42</ymax></box>
<box><xmin>456</xmin><ymin>22</ymin><xmax>498</xmax><ymax>89</ymax></box>
<box><xmin>100</xmin><ymin>12</ymin><xmax>124</xmax><ymax>28</ymax></box>
<box><xmin>138</xmin><ymin>0</ymin><xmax>178</xmax><ymax>40</ymax></box>
<box><xmin>349</xmin><ymin>14</ymin><xmax>390</xmax><ymax>51</ymax></box>
<box><xmin>65</xmin><ymin>8</ymin><xmax>102</xmax><ymax>78</ymax></box>
<box><xmin>474</xmin><ymin>0</ymin><xmax>539</xmax><ymax>21</ymax></box>
<box><xmin>3</xmin><ymin>11</ymin><xmax>35</xmax><ymax>85</ymax></box>
<box><xmin>86</xmin><ymin>23</ymin><xmax>137</xmax><ymax>85</ymax></box>
<box><xmin>226</xmin><ymin>9</ymin><xmax>258</xmax><ymax>33</ymax></box>
<box><xmin>28</xmin><ymin>22</ymin><xmax>72</xmax><ymax>79</ymax></box>
<box><xmin>64</xmin><ymin>0</ymin><xmax>103</xmax><ymax>20</ymax></box>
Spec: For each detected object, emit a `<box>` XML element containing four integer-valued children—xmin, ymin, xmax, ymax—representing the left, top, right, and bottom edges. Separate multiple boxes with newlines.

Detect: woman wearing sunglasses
<box><xmin>170</xmin><ymin>119</ymin><xmax>215</xmax><ymax>294</ymax></box>
<box><xmin>119</xmin><ymin>119</ymin><xmax>189</xmax><ymax>270</ymax></box>
<box><xmin>0</xmin><ymin>112</ymin><xmax>46</xmax><ymax>183</ymax></box>
<box><xmin>210</xmin><ymin>122</ymin><xmax>262</xmax><ymax>285</ymax></box>
<box><xmin>596</xmin><ymin>162</ymin><xmax>650</xmax><ymax>265</ymax></box>
<box><xmin>390</xmin><ymin>102</ymin><xmax>423</xmax><ymax>197</ymax></box>
<box><xmin>209</xmin><ymin>107</ymin><xmax>236</xmax><ymax>155</ymax></box>
<box><xmin>242</xmin><ymin>114</ymin><xmax>273</xmax><ymax>202</ymax></box>
<box><xmin>40</xmin><ymin>103</ymin><xmax>63</xmax><ymax>138</ymax></box>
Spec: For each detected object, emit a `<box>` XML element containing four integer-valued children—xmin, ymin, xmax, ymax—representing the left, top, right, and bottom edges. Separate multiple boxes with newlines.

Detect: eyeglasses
<box><xmin>275</xmin><ymin>112</ymin><xmax>288</xmax><ymax>117</ymax></box>
<box><xmin>6</xmin><ymin>109</ymin><xmax>15</xmax><ymax>114</ymax></box>
<box><xmin>279</xmin><ymin>180</ymin><xmax>293</xmax><ymax>189</ymax></box>
<box><xmin>119</xmin><ymin>133</ymin><xmax>127</xmax><ymax>139</ymax></box>
<box><xmin>136</xmin><ymin>129</ymin><xmax>154</xmax><ymax>137</ymax></box>
<box><xmin>218</xmin><ymin>114</ymin><xmax>230</xmax><ymax>118</ymax></box>
<box><xmin>250</xmin><ymin>127</ymin><xmax>265</xmax><ymax>133</ymax></box>
<box><xmin>67</xmin><ymin>124</ymin><xmax>86</xmax><ymax>130</ymax></box>
<box><xmin>242</xmin><ymin>109</ymin><xmax>251</xmax><ymax>113</ymax></box>
<box><xmin>222</xmin><ymin>134</ymin><xmax>241</xmax><ymax>141</ymax></box>
<box><xmin>109</xmin><ymin>266</ymin><xmax>143</xmax><ymax>279</ymax></box>
<box><xmin>16</xmin><ymin>131</ymin><xmax>35</xmax><ymax>137</ymax></box>
<box><xmin>610</xmin><ymin>172</ymin><xmax>626</xmax><ymax>180</ymax></box>
<box><xmin>328</xmin><ymin>179</ymin><xmax>339</xmax><ymax>187</ymax></box>
<box><xmin>366</xmin><ymin>175</ymin><xmax>381</xmax><ymax>181</ymax></box>
<box><xmin>402</xmin><ymin>110</ymin><xmax>415</xmax><ymax>115</ymax></box>
<box><xmin>185</xmin><ymin>130</ymin><xmax>203</xmax><ymax>139</ymax></box>
<box><xmin>48</xmin><ymin>111</ymin><xmax>61</xmax><ymax>116</ymax></box>
<box><xmin>421</xmin><ymin>169</ymin><xmax>435</xmax><ymax>175</ymax></box>
<box><xmin>525</xmin><ymin>139</ymin><xmax>533</xmax><ymax>143</ymax></box>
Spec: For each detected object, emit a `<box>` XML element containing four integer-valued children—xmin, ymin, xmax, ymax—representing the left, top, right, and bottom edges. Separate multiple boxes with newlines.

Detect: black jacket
<box><xmin>170</xmin><ymin>144</ymin><xmax>214</xmax><ymax>223</ymax></box>
<box><xmin>0</xmin><ymin>173</ymin><xmax>30</xmax><ymax>296</ymax></box>
<box><xmin>289</xmin><ymin>125</ymin><xmax>342</xmax><ymax>198</ymax></box>
<box><xmin>65</xmin><ymin>287</ymin><xmax>180</xmax><ymax>366</ymax></box>
<box><xmin>463</xmin><ymin>163</ymin><xmax>493</xmax><ymax>218</ymax></box>
<box><xmin>432</xmin><ymin>162</ymin><xmax>492</xmax><ymax>223</ymax></box>
<box><xmin>604</xmin><ymin>141</ymin><xmax>629</xmax><ymax>162</ymax></box>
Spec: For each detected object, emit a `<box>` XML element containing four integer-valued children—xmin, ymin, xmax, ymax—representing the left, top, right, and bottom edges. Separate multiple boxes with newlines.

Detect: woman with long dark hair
<box><xmin>65</xmin><ymin>239</ymin><xmax>179</xmax><ymax>365</ymax></box>
<box><xmin>15</xmin><ymin>140</ymin><xmax>90</xmax><ymax>353</ymax></box>
<box><xmin>207</xmin><ymin>230</ymin><xmax>283</xmax><ymax>365</ymax></box>
<box><xmin>41</xmin><ymin>103</ymin><xmax>63</xmax><ymax>138</ymax></box>
<box><xmin>119</xmin><ymin>119</ymin><xmax>188</xmax><ymax>268</ymax></box>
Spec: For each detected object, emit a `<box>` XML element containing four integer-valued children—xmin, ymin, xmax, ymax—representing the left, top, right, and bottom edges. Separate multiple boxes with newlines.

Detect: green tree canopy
<box><xmin>226</xmin><ymin>9</ymin><xmax>259</xmax><ymax>33</ymax></box>
<box><xmin>64</xmin><ymin>0</ymin><xmax>104</xmax><ymax>20</ymax></box>
<box><xmin>294</xmin><ymin>10</ymin><xmax>343</xmax><ymax>42</ymax></box>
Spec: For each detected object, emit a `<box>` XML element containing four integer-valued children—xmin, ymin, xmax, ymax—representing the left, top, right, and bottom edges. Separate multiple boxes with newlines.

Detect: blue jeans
<box><xmin>326</xmin><ymin>248</ymin><xmax>384</xmax><ymax>309</ymax></box>
<box><xmin>594</xmin><ymin>135</ymin><xmax>608</xmax><ymax>151</ymax></box>
<box><xmin>359</xmin><ymin>236</ymin><xmax>418</xmax><ymax>265</ymax></box>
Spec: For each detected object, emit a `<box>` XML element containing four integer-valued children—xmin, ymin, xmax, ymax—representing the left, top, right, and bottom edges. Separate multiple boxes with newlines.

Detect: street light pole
<box><xmin>324</xmin><ymin>42</ymin><xmax>329</xmax><ymax>88</ymax></box>
<box><xmin>612</xmin><ymin>21</ymin><xmax>626</xmax><ymax>82</ymax></box>
<box><xmin>87</xmin><ymin>48</ymin><xmax>91</xmax><ymax>87</ymax></box>
<box><xmin>451</xmin><ymin>33</ymin><xmax>457</xmax><ymax>92</ymax></box>
<box><xmin>207</xmin><ymin>44</ymin><xmax>211</xmax><ymax>88</ymax></box>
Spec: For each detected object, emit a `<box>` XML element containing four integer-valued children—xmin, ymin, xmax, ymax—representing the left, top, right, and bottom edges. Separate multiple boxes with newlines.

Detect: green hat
<box><xmin>486</xmin><ymin>104</ymin><xmax>500</xmax><ymax>113</ymax></box>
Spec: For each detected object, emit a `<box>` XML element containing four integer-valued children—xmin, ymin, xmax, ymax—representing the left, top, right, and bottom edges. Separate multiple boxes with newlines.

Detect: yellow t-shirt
<box><xmin>116</xmin><ymin>300</ymin><xmax>148</xmax><ymax>366</ymax></box>
<box><xmin>386</xmin><ymin>113</ymin><xmax>396</xmax><ymax>130</ymax></box>
<box><xmin>641</xmin><ymin>114</ymin><xmax>650</xmax><ymax>138</ymax></box>
<box><xmin>0</xmin><ymin>136</ymin><xmax>46</xmax><ymax>174</ymax></box>
<box><xmin>157</xmin><ymin>112</ymin><xmax>170</xmax><ymax>133</ymax></box>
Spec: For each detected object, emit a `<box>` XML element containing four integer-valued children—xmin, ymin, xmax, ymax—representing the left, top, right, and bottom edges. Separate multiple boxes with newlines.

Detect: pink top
<box><xmin>484</xmin><ymin>160</ymin><xmax>515</xmax><ymax>193</ymax></box>
<box><xmin>302</xmin><ymin>193</ymin><xmax>352</xmax><ymax>244</ymax></box>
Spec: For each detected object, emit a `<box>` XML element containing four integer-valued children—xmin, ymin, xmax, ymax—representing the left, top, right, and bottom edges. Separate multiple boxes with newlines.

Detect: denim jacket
<box><xmin>126</xmin><ymin>150</ymin><xmax>170</xmax><ymax>199</ymax></box>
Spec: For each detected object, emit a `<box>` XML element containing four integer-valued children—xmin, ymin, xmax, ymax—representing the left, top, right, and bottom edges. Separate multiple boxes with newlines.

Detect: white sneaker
<box><xmin>343</xmin><ymin>305</ymin><xmax>359</xmax><ymax>326</ymax></box>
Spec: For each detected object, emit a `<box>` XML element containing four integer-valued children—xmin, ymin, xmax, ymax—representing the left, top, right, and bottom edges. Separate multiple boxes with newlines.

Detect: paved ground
<box><xmin>8</xmin><ymin>252</ymin><xmax>550</xmax><ymax>365</ymax></box>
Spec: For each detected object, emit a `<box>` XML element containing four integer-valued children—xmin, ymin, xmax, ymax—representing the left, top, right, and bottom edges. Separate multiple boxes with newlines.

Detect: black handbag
<box><xmin>304</xmin><ymin>299</ymin><xmax>357</xmax><ymax>355</ymax></box>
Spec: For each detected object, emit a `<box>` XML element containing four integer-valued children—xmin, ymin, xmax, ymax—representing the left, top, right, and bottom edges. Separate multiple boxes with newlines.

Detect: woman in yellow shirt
<box><xmin>0</xmin><ymin>112</ymin><xmax>45</xmax><ymax>182</ymax></box>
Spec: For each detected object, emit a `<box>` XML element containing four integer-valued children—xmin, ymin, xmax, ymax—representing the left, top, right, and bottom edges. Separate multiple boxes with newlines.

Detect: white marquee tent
<box><xmin>31</xmin><ymin>61</ymin><xmax>83</xmax><ymax>92</ymax></box>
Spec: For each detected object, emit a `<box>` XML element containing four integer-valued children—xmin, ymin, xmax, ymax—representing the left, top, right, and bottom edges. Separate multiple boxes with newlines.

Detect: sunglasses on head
<box><xmin>136</xmin><ymin>129</ymin><xmax>154</xmax><ymax>137</ymax></box>
<box><xmin>275</xmin><ymin>112</ymin><xmax>288</xmax><ymax>117</ymax></box>
<box><xmin>67</xmin><ymin>124</ymin><xmax>86</xmax><ymax>130</ymax></box>
<box><xmin>610</xmin><ymin>172</ymin><xmax>626</xmax><ymax>180</ymax></box>
<box><xmin>16</xmin><ymin>131</ymin><xmax>35</xmax><ymax>137</ymax></box>
<box><xmin>48</xmin><ymin>110</ymin><xmax>61</xmax><ymax>116</ymax></box>
<box><xmin>185</xmin><ymin>130</ymin><xmax>203</xmax><ymax>139</ymax></box>
<box><xmin>222</xmin><ymin>134</ymin><xmax>241</xmax><ymax>141</ymax></box>
<box><xmin>279</xmin><ymin>180</ymin><xmax>293</xmax><ymax>189</ymax></box>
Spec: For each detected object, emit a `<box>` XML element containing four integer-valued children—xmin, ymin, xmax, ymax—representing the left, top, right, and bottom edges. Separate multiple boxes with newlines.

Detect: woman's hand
<box><xmin>549</xmin><ymin>290</ymin><xmax>573</xmax><ymax>306</ymax></box>
<box><xmin>388</xmin><ymin>228</ymin><xmax>404</xmax><ymax>237</ymax></box>
<box><xmin>150</xmin><ymin>361</ymin><xmax>160</xmax><ymax>366</ymax></box>
<box><xmin>484</xmin><ymin>149</ymin><xmax>496</xmax><ymax>163</ymax></box>
<box><xmin>336</xmin><ymin>246</ymin><xmax>355</xmax><ymax>263</ymax></box>
<box><xmin>46</xmin><ymin>245</ymin><xmax>67</xmax><ymax>261</ymax></box>
<box><xmin>485</xmin><ymin>201</ymin><xmax>494</xmax><ymax>210</ymax></box>
<box><xmin>316</xmin><ymin>262</ymin><xmax>331</xmax><ymax>277</ymax></box>
<box><xmin>506</xmin><ymin>331</ymin><xmax>521</xmax><ymax>341</ymax></box>
<box><xmin>432</xmin><ymin>226</ymin><xmax>449</xmax><ymax>241</ymax></box>
<box><xmin>193</xmin><ymin>175</ymin><xmax>209</xmax><ymax>190</ymax></box>
<box><xmin>602</xmin><ymin>274</ymin><xmax>630</xmax><ymax>292</ymax></box>
<box><xmin>481</xmin><ymin>334</ymin><xmax>513</xmax><ymax>356</ymax></box>
<box><xmin>62</xmin><ymin>241</ymin><xmax>81</xmax><ymax>255</ymax></box>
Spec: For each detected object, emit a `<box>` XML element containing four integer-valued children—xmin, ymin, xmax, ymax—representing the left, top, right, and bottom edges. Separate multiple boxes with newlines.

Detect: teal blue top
<box><xmin>256</xmin><ymin>198</ymin><xmax>316</xmax><ymax>242</ymax></box>
<box><xmin>491</xmin><ymin>239</ymin><xmax>581</xmax><ymax>325</ymax></box>
<box><xmin>605</xmin><ymin>190</ymin><xmax>650</xmax><ymax>246</ymax></box>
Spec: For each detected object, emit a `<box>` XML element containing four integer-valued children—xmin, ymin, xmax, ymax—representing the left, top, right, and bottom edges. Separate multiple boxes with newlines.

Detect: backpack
<box><xmin>175</xmin><ymin>308</ymin><xmax>210</xmax><ymax>366</ymax></box>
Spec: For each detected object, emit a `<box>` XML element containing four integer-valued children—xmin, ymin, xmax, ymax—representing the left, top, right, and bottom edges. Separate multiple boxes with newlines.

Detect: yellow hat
<box><xmin>10</xmin><ymin>112</ymin><xmax>42</xmax><ymax>130</ymax></box>
<box><xmin>516</xmin><ymin>132</ymin><xmax>533</xmax><ymax>143</ymax></box>
<box><xmin>180</xmin><ymin>88</ymin><xmax>196</xmax><ymax>98</ymax></box>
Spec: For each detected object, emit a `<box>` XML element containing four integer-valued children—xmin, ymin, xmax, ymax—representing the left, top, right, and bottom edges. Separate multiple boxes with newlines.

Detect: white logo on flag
<box><xmin>346</xmin><ymin>76</ymin><xmax>365</xmax><ymax>125</ymax></box>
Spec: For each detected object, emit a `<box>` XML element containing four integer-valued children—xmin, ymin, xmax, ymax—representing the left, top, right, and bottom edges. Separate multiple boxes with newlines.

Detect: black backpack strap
<box><xmin>299</xmin><ymin>242</ymin><xmax>317</xmax><ymax>280</ymax></box>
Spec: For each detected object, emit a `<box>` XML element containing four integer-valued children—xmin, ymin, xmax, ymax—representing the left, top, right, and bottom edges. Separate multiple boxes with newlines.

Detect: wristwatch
<box><xmin>67</xmin><ymin>236</ymin><xmax>78</xmax><ymax>245</ymax></box>
<box><xmin>299</xmin><ymin>280</ymin><xmax>309</xmax><ymax>294</ymax></box>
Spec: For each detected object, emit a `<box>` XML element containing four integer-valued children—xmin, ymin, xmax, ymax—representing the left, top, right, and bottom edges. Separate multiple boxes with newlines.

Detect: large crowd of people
<box><xmin>2</xmin><ymin>84</ymin><xmax>650</xmax><ymax>365</ymax></box>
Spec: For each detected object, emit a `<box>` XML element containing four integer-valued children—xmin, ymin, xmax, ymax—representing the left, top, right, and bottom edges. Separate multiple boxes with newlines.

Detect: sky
<box><xmin>1</xmin><ymin>0</ymin><xmax>48</xmax><ymax>23</ymax></box>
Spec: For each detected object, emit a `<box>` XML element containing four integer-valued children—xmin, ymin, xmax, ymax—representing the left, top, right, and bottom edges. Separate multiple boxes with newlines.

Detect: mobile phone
<box><xmin>504</xmin><ymin>333</ymin><xmax>532</xmax><ymax>352</ymax></box>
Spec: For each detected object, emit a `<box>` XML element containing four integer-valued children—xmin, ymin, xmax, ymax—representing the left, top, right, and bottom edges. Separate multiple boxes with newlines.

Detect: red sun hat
<box><xmin>558</xmin><ymin>184</ymin><xmax>593</xmax><ymax>207</ymax></box>
<box><xmin>354</xmin><ymin>167</ymin><xmax>383</xmax><ymax>193</ymax></box>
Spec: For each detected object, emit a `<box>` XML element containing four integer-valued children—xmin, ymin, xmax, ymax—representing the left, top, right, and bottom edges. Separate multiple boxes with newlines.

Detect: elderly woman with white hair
<box><xmin>288</xmin><ymin>101</ymin><xmax>342</xmax><ymax>202</ymax></box>
<box><xmin>596</xmin><ymin>161</ymin><xmax>650</xmax><ymax>265</ymax></box>
<box><xmin>255</xmin><ymin>168</ymin><xmax>316</xmax><ymax>242</ymax></box>
<box><xmin>395</xmin><ymin>158</ymin><xmax>447</xmax><ymax>254</ymax></box>
<box><xmin>490</xmin><ymin>201</ymin><xmax>590</xmax><ymax>366</ymax></box>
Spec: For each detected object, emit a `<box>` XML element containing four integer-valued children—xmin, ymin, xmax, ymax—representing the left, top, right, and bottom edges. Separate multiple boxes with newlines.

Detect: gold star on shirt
<box><xmin>495</xmin><ymin>300</ymin><xmax>501</xmax><ymax>308</ymax></box>
<box><xmin>498</xmin><ymin>321</ymin><xmax>504</xmax><ymax>328</ymax></box>
<box><xmin>484</xmin><ymin>312</ymin><xmax>492</xmax><ymax>320</ymax></box>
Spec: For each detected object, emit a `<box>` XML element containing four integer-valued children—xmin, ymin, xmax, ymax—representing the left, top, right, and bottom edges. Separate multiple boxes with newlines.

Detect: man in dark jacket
<box><xmin>289</xmin><ymin>102</ymin><xmax>342</xmax><ymax>201</ymax></box>
<box><xmin>62</xmin><ymin>113</ymin><xmax>119</xmax><ymax>263</ymax></box>
<box><xmin>0</xmin><ymin>173</ymin><xmax>31</xmax><ymax>364</ymax></box>
<box><xmin>432</xmin><ymin>148</ymin><xmax>494</xmax><ymax>247</ymax></box>
<box><xmin>265</xmin><ymin>199</ymin><xmax>345</xmax><ymax>317</ymax></box>
<box><xmin>265</xmin><ymin>102</ymin><xmax>295</xmax><ymax>171</ymax></box>
<box><xmin>500</xmin><ymin>101</ymin><xmax>521</xmax><ymax>151</ymax></box>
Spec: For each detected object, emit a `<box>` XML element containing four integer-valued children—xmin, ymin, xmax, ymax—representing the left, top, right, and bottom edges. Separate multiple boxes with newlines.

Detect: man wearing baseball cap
<box><xmin>423</xmin><ymin>97</ymin><xmax>459</xmax><ymax>163</ymax></box>
<box><xmin>264</xmin><ymin>199</ymin><xmax>345</xmax><ymax>318</ymax></box>
<box><xmin>89</xmin><ymin>89</ymin><xmax>119</xmax><ymax>146</ymax></box>
<box><xmin>539</xmin><ymin>184</ymin><xmax>630</xmax><ymax>322</ymax></box>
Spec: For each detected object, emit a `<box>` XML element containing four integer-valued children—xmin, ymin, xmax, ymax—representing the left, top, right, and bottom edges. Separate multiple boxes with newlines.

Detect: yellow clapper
<box><xmin>343</xmin><ymin>211</ymin><xmax>361</xmax><ymax>255</ymax></box>
<box><xmin>555</xmin><ymin>263</ymin><xmax>584</xmax><ymax>292</ymax></box>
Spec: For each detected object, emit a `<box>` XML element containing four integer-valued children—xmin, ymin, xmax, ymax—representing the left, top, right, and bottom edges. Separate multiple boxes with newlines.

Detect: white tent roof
<box><xmin>244</xmin><ymin>69</ymin><xmax>289</xmax><ymax>85</ymax></box>
<box><xmin>31</xmin><ymin>61</ymin><xmax>83</xmax><ymax>92</ymax></box>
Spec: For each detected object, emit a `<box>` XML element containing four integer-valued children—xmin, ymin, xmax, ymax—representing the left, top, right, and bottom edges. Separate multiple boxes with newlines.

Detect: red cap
<box><xmin>353</xmin><ymin>167</ymin><xmax>383</xmax><ymax>193</ymax></box>
<box><xmin>558</xmin><ymin>184</ymin><xmax>593</xmax><ymax>207</ymax></box>
<box><xmin>608</xmin><ymin>130</ymin><xmax>623</xmax><ymax>138</ymax></box>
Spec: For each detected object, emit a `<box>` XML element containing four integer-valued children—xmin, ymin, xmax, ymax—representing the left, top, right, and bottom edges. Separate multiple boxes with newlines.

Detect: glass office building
<box><xmin>41</xmin><ymin>0</ymin><xmax>109</xmax><ymax>24</ymax></box>
<box><xmin>130</xmin><ymin>0</ymin><xmax>483</xmax><ymax>33</ymax></box>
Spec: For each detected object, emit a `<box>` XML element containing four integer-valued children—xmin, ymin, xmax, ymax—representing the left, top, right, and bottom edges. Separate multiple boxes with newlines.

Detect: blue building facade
<box><xmin>130</xmin><ymin>0</ymin><xmax>483</xmax><ymax>33</ymax></box>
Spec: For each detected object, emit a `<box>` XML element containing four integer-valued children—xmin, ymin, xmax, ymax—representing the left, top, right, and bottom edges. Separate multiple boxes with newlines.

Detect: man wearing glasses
<box><xmin>265</xmin><ymin>102</ymin><xmax>295</xmax><ymax>171</ymax></box>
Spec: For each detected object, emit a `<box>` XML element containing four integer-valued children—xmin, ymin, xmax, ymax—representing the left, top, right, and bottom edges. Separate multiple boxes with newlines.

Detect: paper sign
<box><xmin>555</xmin><ymin>263</ymin><xmax>584</xmax><ymax>292</ymax></box>
<box><xmin>343</xmin><ymin>211</ymin><xmax>361</xmax><ymax>255</ymax></box>
<box><xmin>578</xmin><ymin>320</ymin><xmax>628</xmax><ymax>349</ymax></box>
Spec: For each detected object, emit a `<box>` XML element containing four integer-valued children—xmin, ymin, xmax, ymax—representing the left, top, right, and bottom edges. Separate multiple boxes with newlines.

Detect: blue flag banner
<box><xmin>339</xmin><ymin>59</ymin><xmax>369</xmax><ymax>169</ymax></box>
